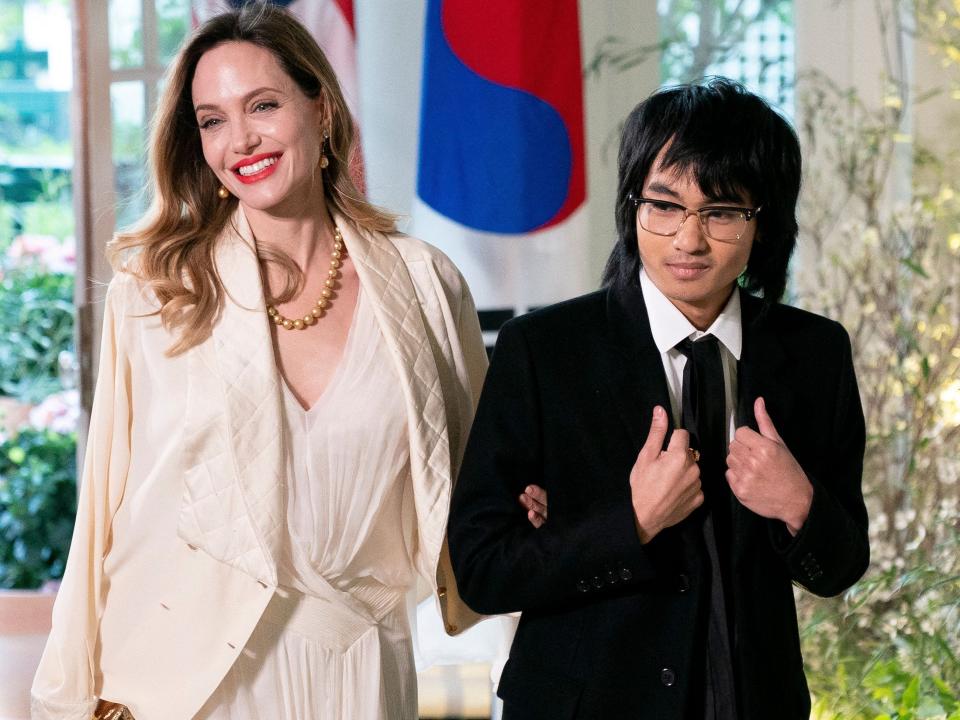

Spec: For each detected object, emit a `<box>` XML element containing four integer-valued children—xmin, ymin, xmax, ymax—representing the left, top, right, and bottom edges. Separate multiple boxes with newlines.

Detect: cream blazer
<box><xmin>31</xmin><ymin>208</ymin><xmax>487</xmax><ymax>720</ymax></box>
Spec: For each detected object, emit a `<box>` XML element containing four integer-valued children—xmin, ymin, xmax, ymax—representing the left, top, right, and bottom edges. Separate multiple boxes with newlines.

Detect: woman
<box><xmin>32</xmin><ymin>5</ymin><xmax>533</xmax><ymax>719</ymax></box>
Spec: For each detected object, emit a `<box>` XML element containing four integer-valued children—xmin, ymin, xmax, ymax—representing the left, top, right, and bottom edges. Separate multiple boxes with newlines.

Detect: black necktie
<box><xmin>675</xmin><ymin>336</ymin><xmax>737</xmax><ymax>720</ymax></box>
<box><xmin>676</xmin><ymin>336</ymin><xmax>726</xmax><ymax>490</ymax></box>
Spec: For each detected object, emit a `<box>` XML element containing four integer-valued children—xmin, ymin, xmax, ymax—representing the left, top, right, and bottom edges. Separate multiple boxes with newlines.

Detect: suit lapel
<box><xmin>597</xmin><ymin>280</ymin><xmax>675</xmax><ymax>450</ymax></box>
<box><xmin>731</xmin><ymin>291</ymin><xmax>793</xmax><ymax>564</ymax></box>
<box><xmin>337</xmin><ymin>215</ymin><xmax>452</xmax><ymax>584</ymax></box>
<box><xmin>598</xmin><ymin>280</ymin><xmax>703</xmax><ymax>563</ymax></box>
<box><xmin>602</xmin><ymin>284</ymin><xmax>794</xmax><ymax>436</ymax></box>
<box><xmin>735</xmin><ymin>292</ymin><xmax>793</xmax><ymax>432</ymax></box>
<box><xmin>178</xmin><ymin>208</ymin><xmax>284</xmax><ymax>585</ymax></box>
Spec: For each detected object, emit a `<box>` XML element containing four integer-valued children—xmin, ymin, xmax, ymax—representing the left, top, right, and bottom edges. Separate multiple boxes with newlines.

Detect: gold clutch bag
<box><xmin>93</xmin><ymin>700</ymin><xmax>135</xmax><ymax>720</ymax></box>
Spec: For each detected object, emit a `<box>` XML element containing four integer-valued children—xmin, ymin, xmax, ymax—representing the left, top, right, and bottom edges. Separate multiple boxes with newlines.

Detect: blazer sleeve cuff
<box><xmin>768</xmin><ymin>473</ymin><xmax>828</xmax><ymax>557</ymax></box>
<box><xmin>563</xmin><ymin>496</ymin><xmax>657</xmax><ymax>597</ymax></box>
<box><xmin>768</xmin><ymin>474</ymin><xmax>868</xmax><ymax>596</ymax></box>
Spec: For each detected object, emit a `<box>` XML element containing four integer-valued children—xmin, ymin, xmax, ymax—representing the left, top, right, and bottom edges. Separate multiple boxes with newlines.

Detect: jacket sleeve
<box><xmin>426</xmin><ymin>262</ymin><xmax>489</xmax><ymax>635</ymax></box>
<box><xmin>769</xmin><ymin>328</ymin><xmax>869</xmax><ymax>597</ymax></box>
<box><xmin>448</xmin><ymin>319</ymin><xmax>653</xmax><ymax>616</ymax></box>
<box><xmin>32</xmin><ymin>278</ymin><xmax>133</xmax><ymax>720</ymax></box>
<box><xmin>448</xmin><ymin>272</ymin><xmax>487</xmax><ymax>470</ymax></box>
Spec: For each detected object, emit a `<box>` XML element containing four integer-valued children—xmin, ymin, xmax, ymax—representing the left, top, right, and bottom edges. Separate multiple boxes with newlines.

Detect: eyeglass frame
<box><xmin>627</xmin><ymin>192</ymin><xmax>762</xmax><ymax>243</ymax></box>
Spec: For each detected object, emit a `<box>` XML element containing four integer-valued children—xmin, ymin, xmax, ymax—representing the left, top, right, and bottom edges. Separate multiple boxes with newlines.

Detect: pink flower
<box><xmin>5</xmin><ymin>234</ymin><xmax>76</xmax><ymax>273</ymax></box>
<box><xmin>28</xmin><ymin>390</ymin><xmax>79</xmax><ymax>434</ymax></box>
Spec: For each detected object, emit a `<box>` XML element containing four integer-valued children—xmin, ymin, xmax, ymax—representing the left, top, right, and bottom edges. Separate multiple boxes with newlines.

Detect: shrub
<box><xmin>0</xmin><ymin>427</ymin><xmax>77</xmax><ymax>589</ymax></box>
<box><xmin>0</xmin><ymin>265</ymin><xmax>75</xmax><ymax>403</ymax></box>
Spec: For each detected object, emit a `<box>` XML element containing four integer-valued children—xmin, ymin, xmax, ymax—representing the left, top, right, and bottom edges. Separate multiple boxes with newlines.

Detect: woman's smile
<box><xmin>232</xmin><ymin>152</ymin><xmax>283</xmax><ymax>183</ymax></box>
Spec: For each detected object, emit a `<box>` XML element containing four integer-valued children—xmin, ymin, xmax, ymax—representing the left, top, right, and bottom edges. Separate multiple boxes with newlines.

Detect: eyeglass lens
<box><xmin>638</xmin><ymin>203</ymin><xmax>747</xmax><ymax>241</ymax></box>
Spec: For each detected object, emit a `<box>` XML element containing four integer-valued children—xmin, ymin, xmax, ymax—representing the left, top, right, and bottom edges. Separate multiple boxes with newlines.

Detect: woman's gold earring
<box><xmin>217</xmin><ymin>186</ymin><xmax>230</xmax><ymax>199</ymax></box>
<box><xmin>320</xmin><ymin>130</ymin><xmax>330</xmax><ymax>169</ymax></box>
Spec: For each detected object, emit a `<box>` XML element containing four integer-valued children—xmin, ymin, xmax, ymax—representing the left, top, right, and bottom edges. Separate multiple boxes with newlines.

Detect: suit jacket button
<box><xmin>577</xmin><ymin>580</ymin><xmax>590</xmax><ymax>592</ymax></box>
<box><xmin>606</xmin><ymin>570</ymin><xmax>618</xmax><ymax>585</ymax></box>
<box><xmin>660</xmin><ymin>667</ymin><xmax>676</xmax><ymax>687</ymax></box>
<box><xmin>592</xmin><ymin>576</ymin><xmax>604</xmax><ymax>589</ymax></box>
<box><xmin>619</xmin><ymin>567</ymin><xmax>633</xmax><ymax>581</ymax></box>
<box><xmin>677</xmin><ymin>574</ymin><xmax>690</xmax><ymax>593</ymax></box>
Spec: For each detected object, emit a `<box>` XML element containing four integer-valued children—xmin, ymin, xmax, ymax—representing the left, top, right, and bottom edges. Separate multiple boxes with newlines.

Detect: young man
<box><xmin>448</xmin><ymin>79</ymin><xmax>869</xmax><ymax>720</ymax></box>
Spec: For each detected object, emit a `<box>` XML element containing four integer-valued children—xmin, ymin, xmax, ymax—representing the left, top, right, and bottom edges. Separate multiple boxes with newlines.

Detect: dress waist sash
<box><xmin>259</xmin><ymin>580</ymin><xmax>405</xmax><ymax>653</ymax></box>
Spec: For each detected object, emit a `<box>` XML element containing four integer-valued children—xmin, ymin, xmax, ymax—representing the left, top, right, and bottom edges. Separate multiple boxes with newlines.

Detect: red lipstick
<box><xmin>230</xmin><ymin>152</ymin><xmax>282</xmax><ymax>184</ymax></box>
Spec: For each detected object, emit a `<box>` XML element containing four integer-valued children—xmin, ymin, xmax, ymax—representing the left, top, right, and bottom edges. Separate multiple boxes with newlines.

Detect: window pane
<box><xmin>0</xmin><ymin>2</ymin><xmax>78</xmax><ymax>593</ymax></box>
<box><xmin>0</xmin><ymin>0</ymin><xmax>75</xmax><ymax>280</ymax></box>
<box><xmin>658</xmin><ymin>0</ymin><xmax>794</xmax><ymax>115</ymax></box>
<box><xmin>111</xmin><ymin>81</ymin><xmax>147</xmax><ymax>230</ymax></box>
<box><xmin>110</xmin><ymin>0</ymin><xmax>143</xmax><ymax>69</ymax></box>
<box><xmin>157</xmin><ymin>0</ymin><xmax>191</xmax><ymax>65</ymax></box>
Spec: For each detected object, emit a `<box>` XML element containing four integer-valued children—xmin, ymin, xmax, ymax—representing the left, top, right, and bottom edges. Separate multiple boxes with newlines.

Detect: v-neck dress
<box><xmin>194</xmin><ymin>288</ymin><xmax>419</xmax><ymax>720</ymax></box>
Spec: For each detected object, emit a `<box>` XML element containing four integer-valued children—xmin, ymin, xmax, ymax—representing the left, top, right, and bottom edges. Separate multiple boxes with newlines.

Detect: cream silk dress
<box><xmin>195</xmin><ymin>287</ymin><xmax>419</xmax><ymax>720</ymax></box>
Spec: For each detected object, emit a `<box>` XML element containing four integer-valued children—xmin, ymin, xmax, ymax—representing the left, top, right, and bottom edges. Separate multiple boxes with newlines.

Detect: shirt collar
<box><xmin>639</xmin><ymin>268</ymin><xmax>743</xmax><ymax>360</ymax></box>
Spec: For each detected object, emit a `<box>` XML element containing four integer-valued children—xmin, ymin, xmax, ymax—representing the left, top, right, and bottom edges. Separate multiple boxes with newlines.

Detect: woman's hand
<box><xmin>95</xmin><ymin>700</ymin><xmax>135</xmax><ymax>720</ymax></box>
<box><xmin>519</xmin><ymin>484</ymin><xmax>548</xmax><ymax>528</ymax></box>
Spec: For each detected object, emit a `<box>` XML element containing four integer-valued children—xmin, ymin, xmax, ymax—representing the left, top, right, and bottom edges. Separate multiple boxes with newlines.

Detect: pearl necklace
<box><xmin>267</xmin><ymin>225</ymin><xmax>345</xmax><ymax>331</ymax></box>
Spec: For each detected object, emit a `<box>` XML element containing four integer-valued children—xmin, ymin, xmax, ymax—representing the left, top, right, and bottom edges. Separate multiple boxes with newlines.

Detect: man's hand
<box><xmin>519</xmin><ymin>484</ymin><xmax>548</xmax><ymax>528</ymax></box>
<box><xmin>631</xmin><ymin>406</ymin><xmax>703</xmax><ymax>544</ymax></box>
<box><xmin>726</xmin><ymin>397</ymin><xmax>813</xmax><ymax>536</ymax></box>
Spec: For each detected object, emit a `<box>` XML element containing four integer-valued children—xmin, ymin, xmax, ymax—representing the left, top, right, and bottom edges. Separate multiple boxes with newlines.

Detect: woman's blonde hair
<box><xmin>109</xmin><ymin>2</ymin><xmax>395</xmax><ymax>355</ymax></box>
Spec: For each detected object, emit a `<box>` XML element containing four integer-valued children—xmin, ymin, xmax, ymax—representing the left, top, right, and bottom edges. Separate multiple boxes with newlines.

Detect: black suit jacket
<box><xmin>448</xmin><ymin>281</ymin><xmax>869</xmax><ymax>720</ymax></box>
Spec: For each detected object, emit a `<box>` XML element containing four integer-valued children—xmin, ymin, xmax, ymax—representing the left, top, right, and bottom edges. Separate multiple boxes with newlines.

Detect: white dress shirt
<box><xmin>639</xmin><ymin>269</ymin><xmax>742</xmax><ymax>442</ymax></box>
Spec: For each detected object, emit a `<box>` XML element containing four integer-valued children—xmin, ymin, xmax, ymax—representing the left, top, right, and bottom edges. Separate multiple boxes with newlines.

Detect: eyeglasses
<box><xmin>629</xmin><ymin>194</ymin><xmax>761</xmax><ymax>243</ymax></box>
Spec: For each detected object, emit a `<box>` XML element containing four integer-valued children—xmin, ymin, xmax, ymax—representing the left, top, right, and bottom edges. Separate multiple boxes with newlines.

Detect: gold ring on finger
<box><xmin>688</xmin><ymin>448</ymin><xmax>700</xmax><ymax>463</ymax></box>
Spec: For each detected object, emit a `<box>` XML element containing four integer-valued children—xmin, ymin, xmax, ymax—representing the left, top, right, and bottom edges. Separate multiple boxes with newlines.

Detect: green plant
<box><xmin>793</xmin><ymin>2</ymin><xmax>960</xmax><ymax>716</ymax></box>
<box><xmin>803</xmin><ymin>538</ymin><xmax>960</xmax><ymax>719</ymax></box>
<box><xmin>0</xmin><ymin>427</ymin><xmax>76</xmax><ymax>589</ymax></box>
<box><xmin>0</xmin><ymin>200</ymin><xmax>14</xmax><ymax>254</ymax></box>
<box><xmin>21</xmin><ymin>199</ymin><xmax>74</xmax><ymax>239</ymax></box>
<box><xmin>0</xmin><ymin>267</ymin><xmax>75</xmax><ymax>403</ymax></box>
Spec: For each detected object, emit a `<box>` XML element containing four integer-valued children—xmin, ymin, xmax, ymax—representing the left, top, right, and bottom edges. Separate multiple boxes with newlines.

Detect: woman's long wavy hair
<box><xmin>109</xmin><ymin>3</ymin><xmax>395</xmax><ymax>355</ymax></box>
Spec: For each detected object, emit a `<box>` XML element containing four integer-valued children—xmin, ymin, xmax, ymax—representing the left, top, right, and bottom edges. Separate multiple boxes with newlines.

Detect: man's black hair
<box><xmin>602</xmin><ymin>77</ymin><xmax>801</xmax><ymax>304</ymax></box>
